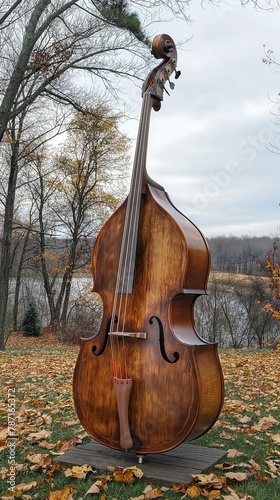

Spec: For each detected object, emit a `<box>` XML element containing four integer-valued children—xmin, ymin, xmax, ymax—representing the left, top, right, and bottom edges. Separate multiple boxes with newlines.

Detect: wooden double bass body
<box><xmin>73</xmin><ymin>34</ymin><xmax>224</xmax><ymax>455</ymax></box>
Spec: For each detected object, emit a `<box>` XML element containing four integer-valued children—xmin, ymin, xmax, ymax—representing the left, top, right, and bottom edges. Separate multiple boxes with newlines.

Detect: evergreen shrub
<box><xmin>21</xmin><ymin>300</ymin><xmax>42</xmax><ymax>337</ymax></box>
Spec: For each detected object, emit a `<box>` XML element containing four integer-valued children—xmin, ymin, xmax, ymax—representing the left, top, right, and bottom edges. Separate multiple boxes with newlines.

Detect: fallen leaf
<box><xmin>26</xmin><ymin>452</ymin><xmax>52</xmax><ymax>471</ymax></box>
<box><xmin>248</xmin><ymin>459</ymin><xmax>261</xmax><ymax>472</ymax></box>
<box><xmin>48</xmin><ymin>485</ymin><xmax>76</xmax><ymax>499</ymax></box>
<box><xmin>220</xmin><ymin>432</ymin><xmax>234</xmax><ymax>440</ymax></box>
<box><xmin>222</xmin><ymin>489</ymin><xmax>241</xmax><ymax>500</ymax></box>
<box><xmin>26</xmin><ymin>430</ymin><xmax>50</xmax><ymax>441</ymax></box>
<box><xmin>215</xmin><ymin>462</ymin><xmax>236</xmax><ymax>470</ymax></box>
<box><xmin>265</xmin><ymin>458</ymin><xmax>280</xmax><ymax>475</ymax></box>
<box><xmin>186</xmin><ymin>484</ymin><xmax>201</xmax><ymax>498</ymax></box>
<box><xmin>56</xmin><ymin>436</ymin><xmax>81</xmax><ymax>452</ymax></box>
<box><xmin>172</xmin><ymin>483</ymin><xmax>188</xmax><ymax>493</ymax></box>
<box><xmin>271</xmin><ymin>433</ymin><xmax>280</xmax><ymax>445</ymax></box>
<box><xmin>256</xmin><ymin>475</ymin><xmax>270</xmax><ymax>481</ymax></box>
<box><xmin>192</xmin><ymin>473</ymin><xmax>225</xmax><ymax>489</ymax></box>
<box><xmin>209</xmin><ymin>442</ymin><xmax>226</xmax><ymax>448</ymax></box>
<box><xmin>129</xmin><ymin>466</ymin><xmax>144</xmax><ymax>478</ymax></box>
<box><xmin>208</xmin><ymin>490</ymin><xmax>221</xmax><ymax>499</ymax></box>
<box><xmin>225</xmin><ymin>472</ymin><xmax>248</xmax><ymax>482</ymax></box>
<box><xmin>0</xmin><ymin>426</ymin><xmax>9</xmax><ymax>439</ymax></box>
<box><xmin>42</xmin><ymin>414</ymin><xmax>53</xmax><ymax>426</ymax></box>
<box><xmin>143</xmin><ymin>485</ymin><xmax>153</xmax><ymax>494</ymax></box>
<box><xmin>38</xmin><ymin>440</ymin><xmax>56</xmax><ymax>449</ymax></box>
<box><xmin>112</xmin><ymin>465</ymin><xmax>143</xmax><ymax>483</ymax></box>
<box><xmin>251</xmin><ymin>414</ymin><xmax>278</xmax><ymax>432</ymax></box>
<box><xmin>14</xmin><ymin>481</ymin><xmax>37</xmax><ymax>492</ymax></box>
<box><xmin>64</xmin><ymin>465</ymin><xmax>93</xmax><ymax>479</ymax></box>
<box><xmin>237</xmin><ymin>415</ymin><xmax>251</xmax><ymax>424</ymax></box>
<box><xmin>222</xmin><ymin>486</ymin><xmax>254</xmax><ymax>499</ymax></box>
<box><xmin>113</xmin><ymin>467</ymin><xmax>135</xmax><ymax>483</ymax></box>
<box><xmin>227</xmin><ymin>449</ymin><xmax>245</xmax><ymax>458</ymax></box>
<box><xmin>85</xmin><ymin>480</ymin><xmax>103</xmax><ymax>495</ymax></box>
<box><xmin>144</xmin><ymin>487</ymin><xmax>163</xmax><ymax>499</ymax></box>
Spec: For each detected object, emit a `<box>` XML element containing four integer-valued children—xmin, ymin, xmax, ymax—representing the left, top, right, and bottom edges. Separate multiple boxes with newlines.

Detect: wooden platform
<box><xmin>55</xmin><ymin>440</ymin><xmax>226</xmax><ymax>484</ymax></box>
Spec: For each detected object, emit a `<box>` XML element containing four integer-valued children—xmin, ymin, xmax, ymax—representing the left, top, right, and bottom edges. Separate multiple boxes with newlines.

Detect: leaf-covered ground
<box><xmin>0</xmin><ymin>331</ymin><xmax>279</xmax><ymax>499</ymax></box>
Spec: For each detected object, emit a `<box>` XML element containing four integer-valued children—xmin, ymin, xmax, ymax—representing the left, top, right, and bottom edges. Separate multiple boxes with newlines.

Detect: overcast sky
<box><xmin>122</xmin><ymin>2</ymin><xmax>280</xmax><ymax>239</ymax></box>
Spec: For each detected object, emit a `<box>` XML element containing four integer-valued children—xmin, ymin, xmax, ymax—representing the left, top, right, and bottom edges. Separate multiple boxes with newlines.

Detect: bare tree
<box><xmin>0</xmin><ymin>0</ymin><xmax>191</xmax><ymax>350</ymax></box>
<box><xmin>195</xmin><ymin>273</ymin><xmax>279</xmax><ymax>348</ymax></box>
<box><xmin>0</xmin><ymin>0</ymin><xmax>193</xmax><ymax>143</ymax></box>
<box><xmin>27</xmin><ymin>106</ymin><xmax>130</xmax><ymax>333</ymax></box>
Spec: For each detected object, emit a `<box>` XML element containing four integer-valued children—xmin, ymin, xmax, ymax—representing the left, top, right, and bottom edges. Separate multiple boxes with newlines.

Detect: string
<box><xmin>109</xmin><ymin>93</ymin><xmax>152</xmax><ymax>380</ymax></box>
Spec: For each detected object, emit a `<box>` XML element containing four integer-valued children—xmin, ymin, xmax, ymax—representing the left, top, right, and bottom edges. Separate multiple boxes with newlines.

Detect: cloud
<box><xmin>122</xmin><ymin>2</ymin><xmax>280</xmax><ymax>237</ymax></box>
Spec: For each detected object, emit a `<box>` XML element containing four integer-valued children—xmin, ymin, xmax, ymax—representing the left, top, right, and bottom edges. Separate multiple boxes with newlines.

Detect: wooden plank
<box><xmin>55</xmin><ymin>441</ymin><xmax>226</xmax><ymax>485</ymax></box>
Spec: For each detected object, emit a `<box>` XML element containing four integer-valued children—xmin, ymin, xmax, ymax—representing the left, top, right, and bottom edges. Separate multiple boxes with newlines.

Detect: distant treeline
<box><xmin>5</xmin><ymin>233</ymin><xmax>280</xmax><ymax>348</ymax></box>
<box><xmin>7</xmin><ymin>234</ymin><xmax>278</xmax><ymax>279</ymax></box>
<box><xmin>207</xmin><ymin>235</ymin><xmax>278</xmax><ymax>276</ymax></box>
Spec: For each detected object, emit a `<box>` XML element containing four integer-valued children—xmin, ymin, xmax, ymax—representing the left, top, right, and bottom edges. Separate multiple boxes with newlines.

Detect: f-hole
<box><xmin>149</xmin><ymin>316</ymin><xmax>179</xmax><ymax>363</ymax></box>
<box><xmin>92</xmin><ymin>316</ymin><xmax>117</xmax><ymax>356</ymax></box>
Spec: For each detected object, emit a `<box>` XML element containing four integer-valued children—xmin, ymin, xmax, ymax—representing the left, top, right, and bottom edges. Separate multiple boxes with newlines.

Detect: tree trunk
<box><xmin>0</xmin><ymin>0</ymin><xmax>52</xmax><ymax>141</ymax></box>
<box><xmin>60</xmin><ymin>266</ymin><xmax>75</xmax><ymax>334</ymax></box>
<box><xmin>12</xmin><ymin>228</ymin><xmax>31</xmax><ymax>331</ymax></box>
<box><xmin>0</xmin><ymin>139</ymin><xmax>20</xmax><ymax>350</ymax></box>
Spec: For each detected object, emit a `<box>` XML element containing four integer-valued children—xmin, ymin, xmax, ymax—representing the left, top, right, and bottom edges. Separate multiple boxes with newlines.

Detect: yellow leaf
<box><xmin>144</xmin><ymin>487</ymin><xmax>163</xmax><ymax>499</ymax></box>
<box><xmin>112</xmin><ymin>465</ymin><xmax>143</xmax><ymax>483</ymax></box>
<box><xmin>64</xmin><ymin>465</ymin><xmax>92</xmax><ymax>479</ymax></box>
<box><xmin>192</xmin><ymin>473</ymin><xmax>225</xmax><ymax>489</ymax></box>
<box><xmin>265</xmin><ymin>459</ymin><xmax>280</xmax><ymax>474</ymax></box>
<box><xmin>113</xmin><ymin>468</ymin><xmax>135</xmax><ymax>483</ymax></box>
<box><xmin>209</xmin><ymin>490</ymin><xmax>221</xmax><ymax>499</ymax></box>
<box><xmin>48</xmin><ymin>485</ymin><xmax>76</xmax><ymax>499</ymax></box>
<box><xmin>186</xmin><ymin>484</ymin><xmax>201</xmax><ymax>498</ymax></box>
<box><xmin>200</xmin><ymin>489</ymin><xmax>221</xmax><ymax>500</ymax></box>
<box><xmin>126</xmin><ymin>465</ymin><xmax>144</xmax><ymax>478</ymax></box>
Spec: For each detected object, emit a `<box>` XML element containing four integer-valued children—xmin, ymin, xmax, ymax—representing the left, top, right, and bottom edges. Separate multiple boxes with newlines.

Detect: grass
<box><xmin>0</xmin><ymin>338</ymin><xmax>279</xmax><ymax>499</ymax></box>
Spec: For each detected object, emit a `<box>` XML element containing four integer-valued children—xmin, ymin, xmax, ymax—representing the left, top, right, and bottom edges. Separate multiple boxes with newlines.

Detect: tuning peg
<box><xmin>169</xmin><ymin>80</ymin><xmax>175</xmax><ymax>90</ymax></box>
<box><xmin>175</xmin><ymin>70</ymin><xmax>181</xmax><ymax>80</ymax></box>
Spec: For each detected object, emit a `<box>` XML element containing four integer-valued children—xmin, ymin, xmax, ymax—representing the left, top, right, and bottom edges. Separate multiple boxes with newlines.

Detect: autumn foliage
<box><xmin>264</xmin><ymin>241</ymin><xmax>280</xmax><ymax>321</ymax></box>
<box><xmin>0</xmin><ymin>333</ymin><xmax>279</xmax><ymax>499</ymax></box>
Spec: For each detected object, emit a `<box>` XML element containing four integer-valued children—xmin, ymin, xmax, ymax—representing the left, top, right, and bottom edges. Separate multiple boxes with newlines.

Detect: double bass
<box><xmin>73</xmin><ymin>34</ymin><xmax>224</xmax><ymax>455</ymax></box>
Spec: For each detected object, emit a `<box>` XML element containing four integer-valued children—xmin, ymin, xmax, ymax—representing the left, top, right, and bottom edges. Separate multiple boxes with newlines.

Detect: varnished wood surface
<box><xmin>55</xmin><ymin>440</ymin><xmax>226</xmax><ymax>485</ymax></box>
<box><xmin>73</xmin><ymin>186</ymin><xmax>224</xmax><ymax>454</ymax></box>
